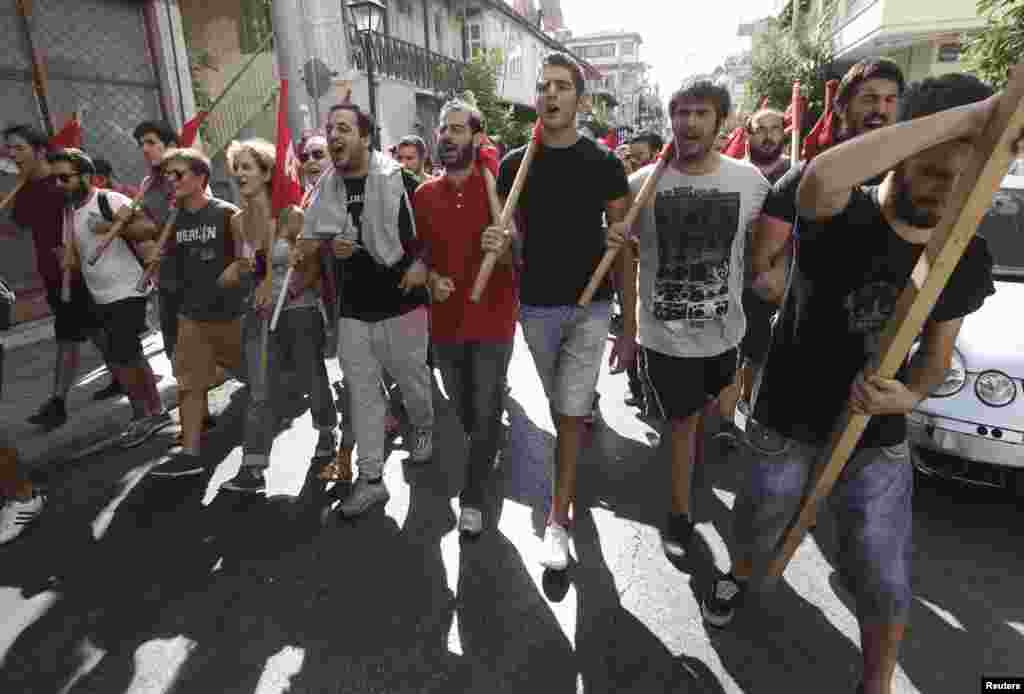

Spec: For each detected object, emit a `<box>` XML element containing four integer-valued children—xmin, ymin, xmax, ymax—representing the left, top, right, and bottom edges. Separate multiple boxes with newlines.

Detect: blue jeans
<box><xmin>732</xmin><ymin>421</ymin><xmax>914</xmax><ymax>623</ymax></box>
<box><xmin>519</xmin><ymin>302</ymin><xmax>611</xmax><ymax>417</ymax></box>
<box><xmin>433</xmin><ymin>340</ymin><xmax>514</xmax><ymax>508</ymax></box>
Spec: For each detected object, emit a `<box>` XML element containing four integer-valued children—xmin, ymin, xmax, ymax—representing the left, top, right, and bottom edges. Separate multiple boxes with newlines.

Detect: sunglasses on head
<box><xmin>299</xmin><ymin>150</ymin><xmax>326</xmax><ymax>163</ymax></box>
<box><xmin>165</xmin><ymin>168</ymin><xmax>189</xmax><ymax>181</ymax></box>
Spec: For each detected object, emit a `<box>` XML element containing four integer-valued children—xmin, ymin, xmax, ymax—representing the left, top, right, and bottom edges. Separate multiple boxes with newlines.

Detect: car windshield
<box><xmin>977</xmin><ymin>162</ymin><xmax>1024</xmax><ymax>279</ymax></box>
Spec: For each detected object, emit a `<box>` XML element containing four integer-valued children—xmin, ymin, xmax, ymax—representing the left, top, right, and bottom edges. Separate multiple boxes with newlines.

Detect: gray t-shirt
<box><xmin>631</xmin><ymin>155</ymin><xmax>770</xmax><ymax>358</ymax></box>
<box><xmin>174</xmin><ymin>197</ymin><xmax>246</xmax><ymax>322</ymax></box>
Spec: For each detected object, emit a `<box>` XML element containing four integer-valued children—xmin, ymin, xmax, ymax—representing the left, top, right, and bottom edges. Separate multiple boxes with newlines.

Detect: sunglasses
<box><xmin>165</xmin><ymin>168</ymin><xmax>189</xmax><ymax>181</ymax></box>
<box><xmin>55</xmin><ymin>173</ymin><xmax>80</xmax><ymax>184</ymax></box>
<box><xmin>299</xmin><ymin>150</ymin><xmax>326</xmax><ymax>163</ymax></box>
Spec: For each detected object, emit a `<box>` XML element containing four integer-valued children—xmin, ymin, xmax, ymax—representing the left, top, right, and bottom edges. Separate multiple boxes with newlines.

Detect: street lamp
<box><xmin>347</xmin><ymin>0</ymin><xmax>387</xmax><ymax>150</ymax></box>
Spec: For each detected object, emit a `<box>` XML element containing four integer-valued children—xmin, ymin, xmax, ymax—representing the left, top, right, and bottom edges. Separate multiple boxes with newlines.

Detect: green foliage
<box><xmin>460</xmin><ymin>51</ymin><xmax>532</xmax><ymax>150</ymax></box>
<box><xmin>745</xmin><ymin>4</ymin><xmax>836</xmax><ymax>130</ymax></box>
<box><xmin>964</xmin><ymin>0</ymin><xmax>1024</xmax><ymax>89</ymax></box>
<box><xmin>239</xmin><ymin>0</ymin><xmax>274</xmax><ymax>54</ymax></box>
<box><xmin>182</xmin><ymin>25</ymin><xmax>217</xmax><ymax>141</ymax></box>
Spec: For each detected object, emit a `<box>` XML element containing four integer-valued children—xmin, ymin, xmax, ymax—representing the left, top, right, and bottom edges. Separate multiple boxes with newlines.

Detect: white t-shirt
<box><xmin>72</xmin><ymin>189</ymin><xmax>149</xmax><ymax>304</ymax></box>
<box><xmin>630</xmin><ymin>155</ymin><xmax>770</xmax><ymax>358</ymax></box>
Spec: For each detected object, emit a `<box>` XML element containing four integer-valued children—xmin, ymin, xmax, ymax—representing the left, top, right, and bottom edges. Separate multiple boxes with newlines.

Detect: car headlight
<box><xmin>930</xmin><ymin>348</ymin><xmax>967</xmax><ymax>397</ymax></box>
<box><xmin>975</xmin><ymin>370</ymin><xmax>1017</xmax><ymax>407</ymax></box>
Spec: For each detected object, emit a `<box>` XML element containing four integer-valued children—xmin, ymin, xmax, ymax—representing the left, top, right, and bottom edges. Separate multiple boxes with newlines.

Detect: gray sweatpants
<box><xmin>242</xmin><ymin>305</ymin><xmax>337</xmax><ymax>469</ymax></box>
<box><xmin>337</xmin><ymin>307</ymin><xmax>433</xmax><ymax>478</ymax></box>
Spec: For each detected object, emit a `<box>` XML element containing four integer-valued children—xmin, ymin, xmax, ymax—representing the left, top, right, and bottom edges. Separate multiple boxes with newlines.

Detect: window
<box><xmin>510</xmin><ymin>54</ymin><xmax>522</xmax><ymax>76</ymax></box>
<box><xmin>469</xmin><ymin>22</ymin><xmax>484</xmax><ymax>58</ymax></box>
<box><xmin>621</xmin><ymin>42</ymin><xmax>634</xmax><ymax>55</ymax></box>
<box><xmin>434</xmin><ymin>13</ymin><xmax>445</xmax><ymax>54</ymax></box>
<box><xmin>580</xmin><ymin>43</ymin><xmax>616</xmax><ymax>59</ymax></box>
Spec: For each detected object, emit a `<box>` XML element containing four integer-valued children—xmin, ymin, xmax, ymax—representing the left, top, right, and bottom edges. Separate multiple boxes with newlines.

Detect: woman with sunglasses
<box><xmin>217</xmin><ymin>138</ymin><xmax>337</xmax><ymax>494</ymax></box>
<box><xmin>300</xmin><ymin>136</ymin><xmax>328</xmax><ymax>193</ymax></box>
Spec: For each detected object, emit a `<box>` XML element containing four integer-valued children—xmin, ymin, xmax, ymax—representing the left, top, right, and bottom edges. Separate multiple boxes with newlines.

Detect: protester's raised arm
<box><xmin>798</xmin><ymin>95</ymin><xmax>993</xmax><ymax>221</ymax></box>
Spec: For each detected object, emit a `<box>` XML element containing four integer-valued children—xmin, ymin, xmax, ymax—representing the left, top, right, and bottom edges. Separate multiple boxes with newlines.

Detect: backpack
<box><xmin>97</xmin><ymin>191</ymin><xmax>146</xmax><ymax>269</ymax></box>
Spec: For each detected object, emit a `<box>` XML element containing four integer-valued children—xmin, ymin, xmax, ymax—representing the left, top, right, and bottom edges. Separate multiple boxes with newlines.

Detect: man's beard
<box><xmin>749</xmin><ymin>142</ymin><xmax>784</xmax><ymax>165</ymax></box>
<box><xmin>892</xmin><ymin>173</ymin><xmax>938</xmax><ymax>228</ymax></box>
<box><xmin>438</xmin><ymin>141</ymin><xmax>473</xmax><ymax>171</ymax></box>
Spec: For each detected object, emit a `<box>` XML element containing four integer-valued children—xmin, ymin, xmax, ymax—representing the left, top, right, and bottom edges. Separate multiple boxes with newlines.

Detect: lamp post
<box><xmin>347</xmin><ymin>0</ymin><xmax>387</xmax><ymax>150</ymax></box>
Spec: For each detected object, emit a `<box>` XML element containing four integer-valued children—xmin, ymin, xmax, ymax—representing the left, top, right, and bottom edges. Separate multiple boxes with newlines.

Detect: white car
<box><xmin>907</xmin><ymin>170</ymin><xmax>1024</xmax><ymax>495</ymax></box>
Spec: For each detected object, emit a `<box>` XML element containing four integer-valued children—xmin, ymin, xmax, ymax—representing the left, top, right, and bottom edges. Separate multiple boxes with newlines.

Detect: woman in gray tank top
<box><xmin>218</xmin><ymin>139</ymin><xmax>338</xmax><ymax>494</ymax></box>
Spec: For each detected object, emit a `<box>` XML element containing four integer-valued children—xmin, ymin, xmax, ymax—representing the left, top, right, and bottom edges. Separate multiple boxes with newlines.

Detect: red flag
<box><xmin>49</xmin><ymin>113</ymin><xmax>82</xmax><ymax>148</ymax></box>
<box><xmin>721</xmin><ymin>126</ymin><xmax>747</xmax><ymax>159</ymax></box>
<box><xmin>179</xmin><ymin>111</ymin><xmax>209</xmax><ymax>148</ymax></box>
<box><xmin>271</xmin><ymin>79</ymin><xmax>303</xmax><ymax>216</ymax></box>
<box><xmin>801</xmin><ymin>79</ymin><xmax>839</xmax><ymax>161</ymax></box>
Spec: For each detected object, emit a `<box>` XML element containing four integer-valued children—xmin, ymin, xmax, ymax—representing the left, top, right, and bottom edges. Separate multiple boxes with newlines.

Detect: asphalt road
<box><xmin>1</xmin><ymin>330</ymin><xmax>1021</xmax><ymax>694</ymax></box>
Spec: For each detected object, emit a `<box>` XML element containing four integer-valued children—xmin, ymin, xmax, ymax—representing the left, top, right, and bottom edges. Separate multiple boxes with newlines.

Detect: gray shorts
<box><xmin>732</xmin><ymin>420</ymin><xmax>914</xmax><ymax>624</ymax></box>
<box><xmin>519</xmin><ymin>302</ymin><xmax>611</xmax><ymax>418</ymax></box>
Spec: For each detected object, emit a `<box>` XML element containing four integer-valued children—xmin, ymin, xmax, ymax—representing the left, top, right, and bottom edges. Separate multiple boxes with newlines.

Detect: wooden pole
<box><xmin>469</xmin><ymin>120</ymin><xmax>543</xmax><ymax>303</ymax></box>
<box><xmin>88</xmin><ymin>180</ymin><xmax>153</xmax><ymax>265</ymax></box>
<box><xmin>578</xmin><ymin>140</ymin><xmax>675</xmax><ymax>307</ymax></box>
<box><xmin>15</xmin><ymin>0</ymin><xmax>54</xmax><ymax>136</ymax></box>
<box><xmin>0</xmin><ymin>180</ymin><xmax>27</xmax><ymax>210</ymax></box>
<box><xmin>766</xmin><ymin>66</ymin><xmax>1024</xmax><ymax>580</ymax></box>
<box><xmin>136</xmin><ymin>207</ymin><xmax>180</xmax><ymax>292</ymax></box>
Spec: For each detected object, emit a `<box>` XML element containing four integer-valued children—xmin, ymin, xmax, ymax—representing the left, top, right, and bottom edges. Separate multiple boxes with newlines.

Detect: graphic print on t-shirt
<box><xmin>344</xmin><ymin>189</ymin><xmax>365</xmax><ymax>243</ymax></box>
<box><xmin>652</xmin><ymin>186</ymin><xmax>741</xmax><ymax>326</ymax></box>
<box><xmin>844</xmin><ymin>280</ymin><xmax>901</xmax><ymax>358</ymax></box>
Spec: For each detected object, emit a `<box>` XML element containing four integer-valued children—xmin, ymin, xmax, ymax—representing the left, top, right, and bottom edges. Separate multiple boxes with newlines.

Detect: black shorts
<box><xmin>95</xmin><ymin>297</ymin><xmax>149</xmax><ymax>366</ymax></box>
<box><xmin>46</xmin><ymin>282</ymin><xmax>100</xmax><ymax>343</ymax></box>
<box><xmin>641</xmin><ymin>346</ymin><xmax>738</xmax><ymax>421</ymax></box>
<box><xmin>740</xmin><ymin>288</ymin><xmax>776</xmax><ymax>366</ymax></box>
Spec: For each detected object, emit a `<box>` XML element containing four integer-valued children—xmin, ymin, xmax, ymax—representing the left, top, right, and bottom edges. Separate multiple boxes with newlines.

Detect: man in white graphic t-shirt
<box><xmin>49</xmin><ymin>148</ymin><xmax>171</xmax><ymax>448</ymax></box>
<box><xmin>609</xmin><ymin>80</ymin><xmax>771</xmax><ymax>560</ymax></box>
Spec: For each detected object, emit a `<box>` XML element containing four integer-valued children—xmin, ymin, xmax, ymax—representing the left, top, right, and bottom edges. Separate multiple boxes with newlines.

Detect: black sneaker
<box><xmin>27</xmin><ymin>397</ymin><xmax>67</xmax><ymax>428</ymax></box>
<box><xmin>661</xmin><ymin>513</ymin><xmax>695</xmax><ymax>558</ymax></box>
<box><xmin>701</xmin><ymin>572</ymin><xmax>747</xmax><ymax>628</ymax></box>
<box><xmin>220</xmin><ymin>467</ymin><xmax>266</xmax><ymax>494</ymax></box>
<box><xmin>150</xmin><ymin>453</ymin><xmax>206</xmax><ymax>478</ymax></box>
<box><xmin>92</xmin><ymin>380</ymin><xmax>125</xmax><ymax>401</ymax></box>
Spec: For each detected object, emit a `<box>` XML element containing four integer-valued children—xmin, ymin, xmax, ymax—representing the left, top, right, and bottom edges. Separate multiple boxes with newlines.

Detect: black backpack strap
<box><xmin>97</xmin><ymin>191</ymin><xmax>114</xmax><ymax>222</ymax></box>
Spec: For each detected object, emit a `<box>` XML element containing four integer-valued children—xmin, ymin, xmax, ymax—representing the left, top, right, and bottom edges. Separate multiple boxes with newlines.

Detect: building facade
<box><xmin>561</xmin><ymin>30</ymin><xmax>664</xmax><ymax>137</ymax></box>
<box><xmin>772</xmin><ymin>0</ymin><xmax>984</xmax><ymax>83</ymax></box>
<box><xmin>1</xmin><ymin>0</ymin><xmax>197</xmax><ymax>323</ymax></box>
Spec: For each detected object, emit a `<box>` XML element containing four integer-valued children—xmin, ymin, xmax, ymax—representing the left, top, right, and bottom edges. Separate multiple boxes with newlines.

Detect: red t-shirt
<box><xmin>11</xmin><ymin>175</ymin><xmax>66</xmax><ymax>291</ymax></box>
<box><xmin>415</xmin><ymin>166</ymin><xmax>518</xmax><ymax>343</ymax></box>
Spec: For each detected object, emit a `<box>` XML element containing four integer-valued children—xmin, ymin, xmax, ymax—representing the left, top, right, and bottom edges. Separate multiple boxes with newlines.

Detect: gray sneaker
<box><xmin>119</xmin><ymin>411</ymin><xmax>173</xmax><ymax>449</ymax></box>
<box><xmin>337</xmin><ymin>477</ymin><xmax>390</xmax><ymax>517</ymax></box>
<box><xmin>409</xmin><ymin>427</ymin><xmax>433</xmax><ymax>463</ymax></box>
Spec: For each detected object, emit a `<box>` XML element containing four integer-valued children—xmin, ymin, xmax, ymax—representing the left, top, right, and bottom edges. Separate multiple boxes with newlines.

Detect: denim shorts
<box><xmin>519</xmin><ymin>301</ymin><xmax>611</xmax><ymax>418</ymax></box>
<box><xmin>732</xmin><ymin>420</ymin><xmax>914</xmax><ymax>623</ymax></box>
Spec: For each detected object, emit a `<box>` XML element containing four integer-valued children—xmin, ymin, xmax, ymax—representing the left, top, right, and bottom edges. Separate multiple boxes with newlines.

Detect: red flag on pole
<box><xmin>49</xmin><ymin>113</ymin><xmax>82</xmax><ymax>148</ymax></box>
<box><xmin>721</xmin><ymin>126</ymin><xmax>747</xmax><ymax>159</ymax></box>
<box><xmin>801</xmin><ymin>79</ymin><xmax>839</xmax><ymax>161</ymax></box>
<box><xmin>179</xmin><ymin>111</ymin><xmax>209</xmax><ymax>148</ymax></box>
<box><xmin>271</xmin><ymin>79</ymin><xmax>303</xmax><ymax>216</ymax></box>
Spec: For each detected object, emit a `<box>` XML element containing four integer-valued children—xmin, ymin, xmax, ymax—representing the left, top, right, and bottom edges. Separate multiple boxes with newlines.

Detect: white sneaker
<box><xmin>0</xmin><ymin>493</ymin><xmax>45</xmax><ymax>544</ymax></box>
<box><xmin>409</xmin><ymin>427</ymin><xmax>433</xmax><ymax>463</ymax></box>
<box><xmin>458</xmin><ymin>507</ymin><xmax>483</xmax><ymax>536</ymax></box>
<box><xmin>337</xmin><ymin>477</ymin><xmax>390</xmax><ymax>517</ymax></box>
<box><xmin>540</xmin><ymin>522</ymin><xmax>571</xmax><ymax>571</ymax></box>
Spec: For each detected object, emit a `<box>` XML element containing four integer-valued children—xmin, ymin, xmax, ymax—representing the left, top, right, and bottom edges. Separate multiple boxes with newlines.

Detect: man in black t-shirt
<box><xmin>703</xmin><ymin>74</ymin><xmax>1007</xmax><ymax>694</ymax></box>
<box><xmin>497</xmin><ymin>52</ymin><xmax>633</xmax><ymax>571</ymax></box>
<box><xmin>299</xmin><ymin>103</ymin><xmax>432</xmax><ymax>518</ymax></box>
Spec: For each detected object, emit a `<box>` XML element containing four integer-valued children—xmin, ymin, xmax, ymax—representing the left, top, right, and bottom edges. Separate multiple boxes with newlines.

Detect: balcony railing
<box><xmin>347</xmin><ymin>28</ymin><xmax>465</xmax><ymax>96</ymax></box>
<box><xmin>203</xmin><ymin>34</ymin><xmax>279</xmax><ymax>158</ymax></box>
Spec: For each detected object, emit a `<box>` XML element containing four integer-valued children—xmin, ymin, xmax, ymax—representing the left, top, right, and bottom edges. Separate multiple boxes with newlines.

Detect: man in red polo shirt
<box><xmin>415</xmin><ymin>98</ymin><xmax>517</xmax><ymax>536</ymax></box>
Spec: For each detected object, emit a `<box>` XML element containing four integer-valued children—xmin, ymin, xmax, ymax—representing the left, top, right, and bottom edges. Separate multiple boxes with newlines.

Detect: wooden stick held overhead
<box><xmin>578</xmin><ymin>140</ymin><xmax>675</xmax><ymax>307</ymax></box>
<box><xmin>766</xmin><ymin>66</ymin><xmax>1024</xmax><ymax>581</ymax></box>
<box><xmin>469</xmin><ymin>120</ymin><xmax>542</xmax><ymax>303</ymax></box>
